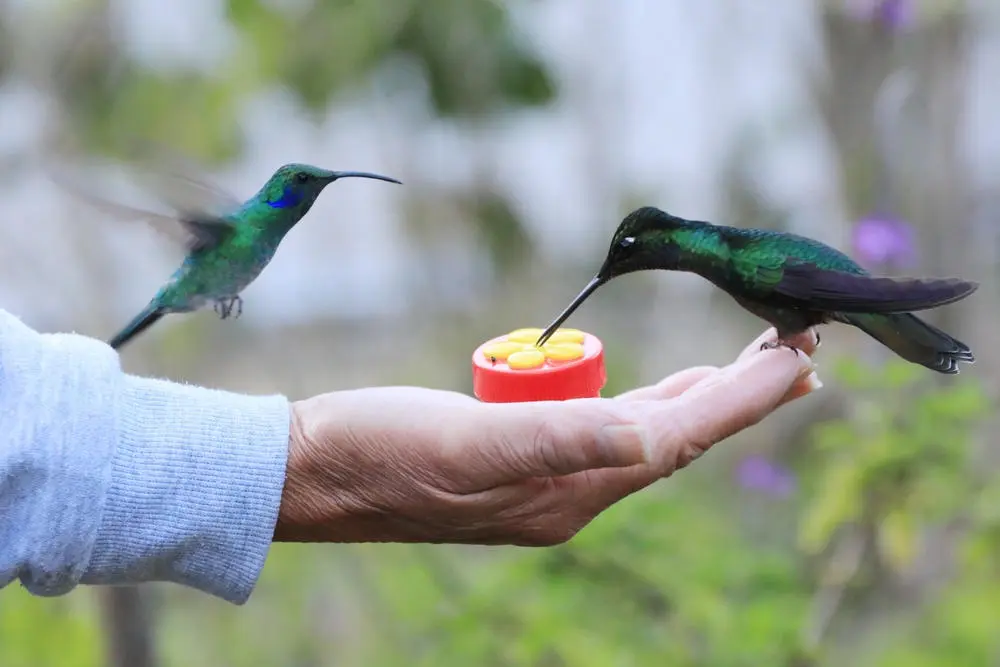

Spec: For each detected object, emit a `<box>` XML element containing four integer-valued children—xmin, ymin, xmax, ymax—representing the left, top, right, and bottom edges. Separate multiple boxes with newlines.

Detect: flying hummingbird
<box><xmin>536</xmin><ymin>207</ymin><xmax>977</xmax><ymax>374</ymax></box>
<box><xmin>55</xmin><ymin>161</ymin><xmax>401</xmax><ymax>349</ymax></box>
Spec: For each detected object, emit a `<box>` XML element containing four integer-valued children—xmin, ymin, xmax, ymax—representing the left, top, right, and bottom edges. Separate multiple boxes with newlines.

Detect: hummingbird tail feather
<box><xmin>841</xmin><ymin>312</ymin><xmax>974</xmax><ymax>374</ymax></box>
<box><xmin>109</xmin><ymin>304</ymin><xmax>166</xmax><ymax>350</ymax></box>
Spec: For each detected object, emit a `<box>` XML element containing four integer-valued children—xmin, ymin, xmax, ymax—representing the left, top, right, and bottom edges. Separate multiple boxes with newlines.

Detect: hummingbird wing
<box><xmin>125</xmin><ymin>163</ymin><xmax>243</xmax><ymax>252</ymax></box>
<box><xmin>770</xmin><ymin>262</ymin><xmax>978</xmax><ymax>313</ymax></box>
<box><xmin>123</xmin><ymin>143</ymin><xmax>245</xmax><ymax>221</ymax></box>
<box><xmin>45</xmin><ymin>157</ymin><xmax>240</xmax><ymax>253</ymax></box>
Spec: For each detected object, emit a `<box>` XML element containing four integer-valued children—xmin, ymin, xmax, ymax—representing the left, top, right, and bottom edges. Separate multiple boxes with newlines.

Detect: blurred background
<box><xmin>1</xmin><ymin>0</ymin><xmax>998</xmax><ymax>665</ymax></box>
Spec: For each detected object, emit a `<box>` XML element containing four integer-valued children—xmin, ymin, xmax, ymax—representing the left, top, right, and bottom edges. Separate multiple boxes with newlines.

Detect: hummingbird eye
<box><xmin>619</xmin><ymin>236</ymin><xmax>636</xmax><ymax>248</ymax></box>
<box><xmin>295</xmin><ymin>172</ymin><xmax>310</xmax><ymax>184</ymax></box>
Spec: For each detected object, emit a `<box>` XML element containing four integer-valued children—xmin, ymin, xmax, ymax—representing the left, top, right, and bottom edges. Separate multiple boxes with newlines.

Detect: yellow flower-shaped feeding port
<box><xmin>481</xmin><ymin>328</ymin><xmax>587</xmax><ymax>370</ymax></box>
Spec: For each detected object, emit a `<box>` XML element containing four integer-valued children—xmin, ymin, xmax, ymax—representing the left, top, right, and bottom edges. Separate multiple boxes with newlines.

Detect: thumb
<box><xmin>471</xmin><ymin>401</ymin><xmax>649</xmax><ymax>485</ymax></box>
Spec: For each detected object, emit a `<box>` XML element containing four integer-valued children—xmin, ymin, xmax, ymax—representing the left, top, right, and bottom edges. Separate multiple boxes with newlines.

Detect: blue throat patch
<box><xmin>268</xmin><ymin>187</ymin><xmax>304</xmax><ymax>209</ymax></box>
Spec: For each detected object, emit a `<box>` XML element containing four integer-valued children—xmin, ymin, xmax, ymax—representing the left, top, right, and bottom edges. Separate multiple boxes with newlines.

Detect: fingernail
<box><xmin>795</xmin><ymin>350</ymin><xmax>817</xmax><ymax>379</ymax></box>
<box><xmin>601</xmin><ymin>424</ymin><xmax>651</xmax><ymax>464</ymax></box>
<box><xmin>803</xmin><ymin>371</ymin><xmax>823</xmax><ymax>392</ymax></box>
<box><xmin>778</xmin><ymin>370</ymin><xmax>824</xmax><ymax>407</ymax></box>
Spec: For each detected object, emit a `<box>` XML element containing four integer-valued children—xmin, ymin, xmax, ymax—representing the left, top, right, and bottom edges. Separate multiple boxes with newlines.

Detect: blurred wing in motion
<box><xmin>121</xmin><ymin>139</ymin><xmax>245</xmax><ymax>220</ymax></box>
<box><xmin>43</xmin><ymin>145</ymin><xmax>242</xmax><ymax>254</ymax></box>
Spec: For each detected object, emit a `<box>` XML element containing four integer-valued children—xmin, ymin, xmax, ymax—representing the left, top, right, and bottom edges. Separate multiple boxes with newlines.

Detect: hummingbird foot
<box><xmin>214</xmin><ymin>296</ymin><xmax>243</xmax><ymax>320</ymax></box>
<box><xmin>759</xmin><ymin>339</ymin><xmax>800</xmax><ymax>354</ymax></box>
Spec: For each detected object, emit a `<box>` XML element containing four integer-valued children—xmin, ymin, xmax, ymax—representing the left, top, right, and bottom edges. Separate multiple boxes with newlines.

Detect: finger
<box><xmin>776</xmin><ymin>370</ymin><xmax>823</xmax><ymax>407</ymax></box>
<box><xmin>616</xmin><ymin>328</ymin><xmax>818</xmax><ymax>404</ymax></box>
<box><xmin>737</xmin><ymin>327</ymin><xmax>780</xmax><ymax>360</ymax></box>
<box><xmin>642</xmin><ymin>346</ymin><xmax>815</xmax><ymax>473</ymax></box>
<box><xmin>688</xmin><ymin>341</ymin><xmax>813</xmax><ymax>398</ymax></box>
<box><xmin>676</xmin><ymin>346</ymin><xmax>821</xmax><ymax>418</ymax></box>
<box><xmin>455</xmin><ymin>401</ymin><xmax>649</xmax><ymax>487</ymax></box>
<box><xmin>613</xmin><ymin>366</ymin><xmax>718</xmax><ymax>402</ymax></box>
<box><xmin>735</xmin><ymin>333</ymin><xmax>822</xmax><ymax>407</ymax></box>
<box><xmin>737</xmin><ymin>327</ymin><xmax>819</xmax><ymax>362</ymax></box>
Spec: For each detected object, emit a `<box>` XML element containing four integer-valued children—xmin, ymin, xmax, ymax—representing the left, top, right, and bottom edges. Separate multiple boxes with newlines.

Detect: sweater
<box><xmin>0</xmin><ymin>310</ymin><xmax>290</xmax><ymax>604</ymax></box>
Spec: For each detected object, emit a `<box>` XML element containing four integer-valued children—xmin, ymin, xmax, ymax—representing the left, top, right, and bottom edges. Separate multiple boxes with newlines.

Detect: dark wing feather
<box><xmin>773</xmin><ymin>263</ymin><xmax>978</xmax><ymax>313</ymax></box>
<box><xmin>171</xmin><ymin>218</ymin><xmax>237</xmax><ymax>253</ymax></box>
<box><xmin>45</xmin><ymin>157</ymin><xmax>238</xmax><ymax>253</ymax></box>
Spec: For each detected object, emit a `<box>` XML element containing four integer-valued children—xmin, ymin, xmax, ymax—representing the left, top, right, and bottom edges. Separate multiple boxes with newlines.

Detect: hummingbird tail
<box><xmin>841</xmin><ymin>312</ymin><xmax>974</xmax><ymax>374</ymax></box>
<box><xmin>109</xmin><ymin>304</ymin><xmax>166</xmax><ymax>350</ymax></box>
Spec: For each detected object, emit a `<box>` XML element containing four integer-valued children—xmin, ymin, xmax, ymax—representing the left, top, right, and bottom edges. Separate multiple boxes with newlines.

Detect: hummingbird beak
<box><xmin>326</xmin><ymin>171</ymin><xmax>402</xmax><ymax>185</ymax></box>
<box><xmin>536</xmin><ymin>275</ymin><xmax>607</xmax><ymax>347</ymax></box>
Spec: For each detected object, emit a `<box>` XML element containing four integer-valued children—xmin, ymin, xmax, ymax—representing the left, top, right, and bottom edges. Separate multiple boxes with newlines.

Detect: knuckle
<box><xmin>675</xmin><ymin>412</ymin><xmax>714</xmax><ymax>455</ymax></box>
<box><xmin>661</xmin><ymin>409</ymin><xmax>717</xmax><ymax>473</ymax></box>
<box><xmin>530</xmin><ymin>419</ymin><xmax>566</xmax><ymax>472</ymax></box>
<box><xmin>672</xmin><ymin>443</ymin><xmax>706</xmax><ymax>471</ymax></box>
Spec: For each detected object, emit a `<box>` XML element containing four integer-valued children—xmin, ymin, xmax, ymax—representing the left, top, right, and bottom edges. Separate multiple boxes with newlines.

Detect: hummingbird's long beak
<box><xmin>536</xmin><ymin>275</ymin><xmax>607</xmax><ymax>347</ymax></box>
<box><xmin>328</xmin><ymin>171</ymin><xmax>402</xmax><ymax>185</ymax></box>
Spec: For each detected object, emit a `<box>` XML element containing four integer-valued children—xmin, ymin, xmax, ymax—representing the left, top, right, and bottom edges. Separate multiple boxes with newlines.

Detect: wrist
<box><xmin>274</xmin><ymin>401</ymin><xmax>317</xmax><ymax>540</ymax></box>
<box><xmin>274</xmin><ymin>399</ymin><xmax>380</xmax><ymax>542</ymax></box>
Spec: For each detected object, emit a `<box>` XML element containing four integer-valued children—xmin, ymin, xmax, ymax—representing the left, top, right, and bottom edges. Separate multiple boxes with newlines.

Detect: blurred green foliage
<box><xmin>802</xmin><ymin>359</ymin><xmax>987</xmax><ymax>565</ymax></box>
<box><xmin>48</xmin><ymin>0</ymin><xmax>553</xmax><ymax>164</ymax></box>
<box><xmin>0</xmin><ymin>586</ymin><xmax>103</xmax><ymax>667</ymax></box>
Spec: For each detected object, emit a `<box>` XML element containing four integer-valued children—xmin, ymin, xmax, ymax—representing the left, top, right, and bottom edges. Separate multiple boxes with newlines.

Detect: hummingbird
<box><xmin>55</xmin><ymin>162</ymin><xmax>401</xmax><ymax>349</ymax></box>
<box><xmin>536</xmin><ymin>206</ymin><xmax>977</xmax><ymax>374</ymax></box>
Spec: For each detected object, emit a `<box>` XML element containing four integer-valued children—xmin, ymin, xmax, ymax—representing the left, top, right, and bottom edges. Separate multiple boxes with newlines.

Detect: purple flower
<box><xmin>851</xmin><ymin>214</ymin><xmax>917</xmax><ymax>269</ymax></box>
<box><xmin>736</xmin><ymin>456</ymin><xmax>796</xmax><ymax>498</ymax></box>
<box><xmin>843</xmin><ymin>0</ymin><xmax>912</xmax><ymax>29</ymax></box>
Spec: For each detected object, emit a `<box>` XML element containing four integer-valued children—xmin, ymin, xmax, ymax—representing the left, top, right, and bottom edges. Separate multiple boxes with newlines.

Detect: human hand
<box><xmin>274</xmin><ymin>328</ymin><xmax>821</xmax><ymax>546</ymax></box>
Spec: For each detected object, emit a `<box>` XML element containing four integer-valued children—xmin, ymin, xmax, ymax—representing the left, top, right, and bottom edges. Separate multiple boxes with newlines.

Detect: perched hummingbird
<box><xmin>56</xmin><ymin>162</ymin><xmax>401</xmax><ymax>349</ymax></box>
<box><xmin>537</xmin><ymin>206</ymin><xmax>977</xmax><ymax>374</ymax></box>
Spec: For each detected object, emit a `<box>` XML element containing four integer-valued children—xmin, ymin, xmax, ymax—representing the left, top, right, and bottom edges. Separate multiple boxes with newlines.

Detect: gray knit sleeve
<box><xmin>0</xmin><ymin>310</ymin><xmax>289</xmax><ymax>604</ymax></box>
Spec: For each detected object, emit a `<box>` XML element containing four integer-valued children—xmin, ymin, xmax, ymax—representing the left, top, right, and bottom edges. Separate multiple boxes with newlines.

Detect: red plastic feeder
<box><xmin>472</xmin><ymin>327</ymin><xmax>606</xmax><ymax>403</ymax></box>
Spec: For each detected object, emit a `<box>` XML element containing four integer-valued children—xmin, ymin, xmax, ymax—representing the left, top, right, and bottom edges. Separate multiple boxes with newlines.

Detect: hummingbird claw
<box><xmin>213</xmin><ymin>296</ymin><xmax>243</xmax><ymax>320</ymax></box>
<box><xmin>760</xmin><ymin>339</ymin><xmax>800</xmax><ymax>354</ymax></box>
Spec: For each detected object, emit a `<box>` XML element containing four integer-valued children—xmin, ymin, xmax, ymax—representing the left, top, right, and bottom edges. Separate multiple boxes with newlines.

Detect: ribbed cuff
<box><xmin>81</xmin><ymin>374</ymin><xmax>290</xmax><ymax>604</ymax></box>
